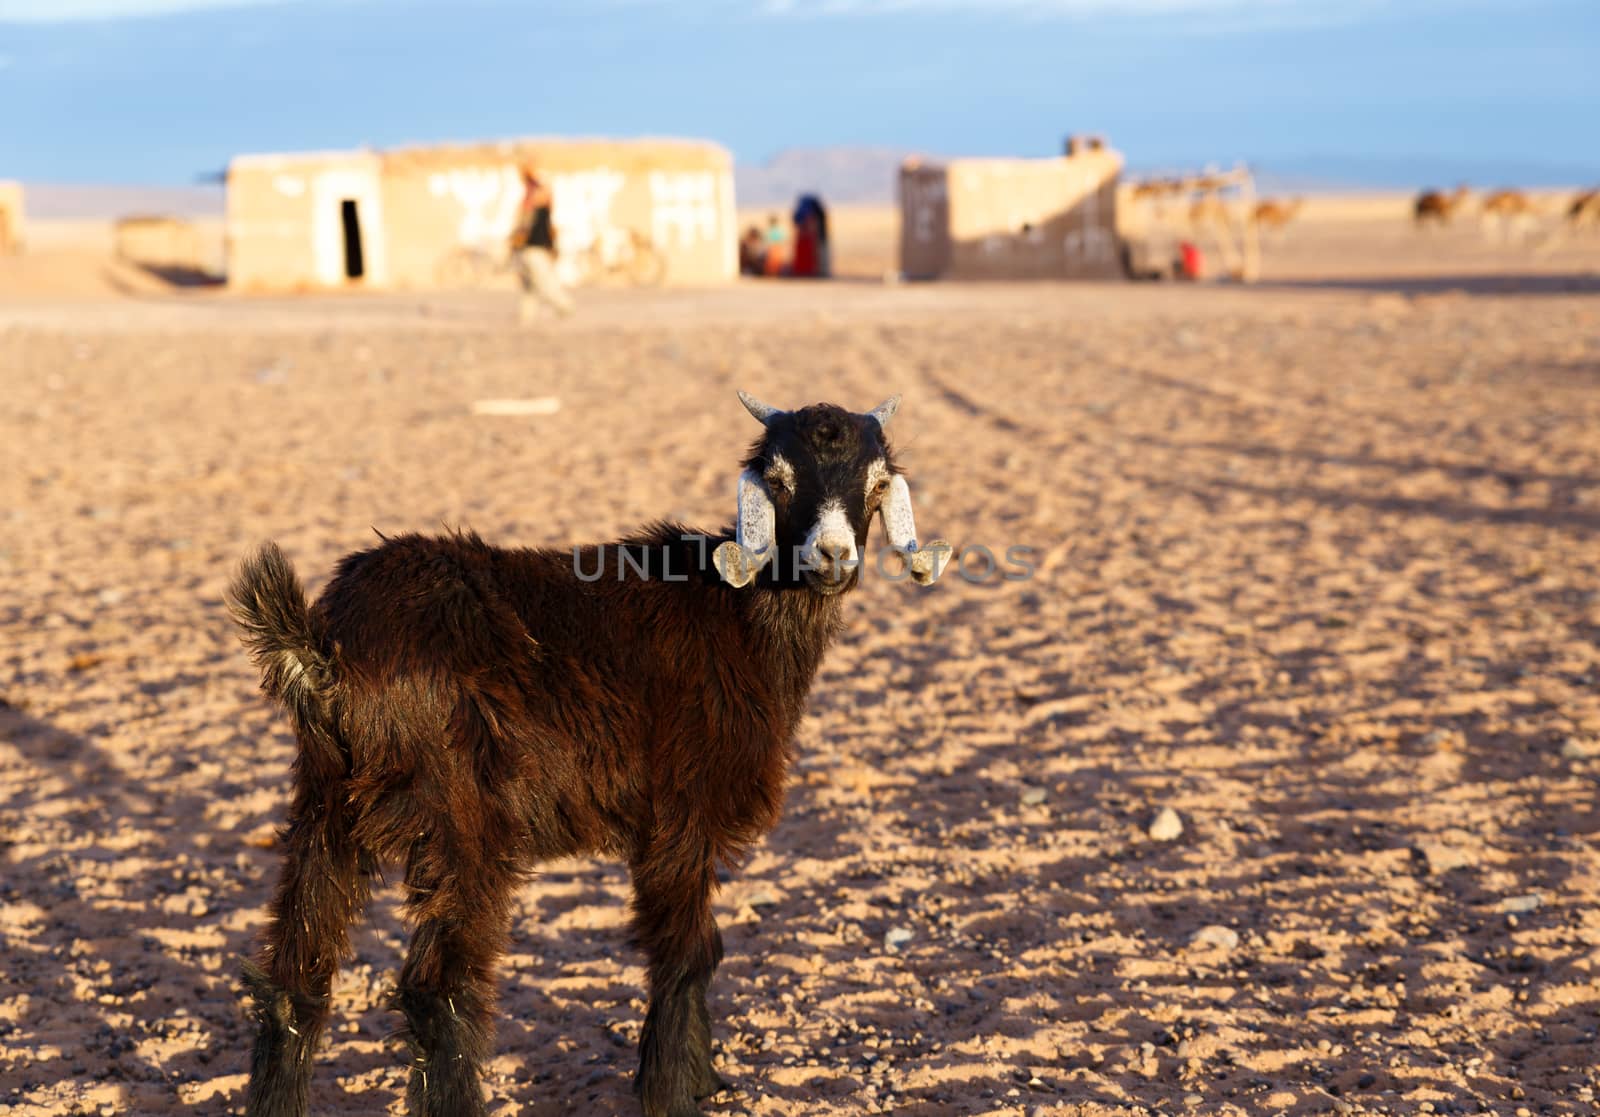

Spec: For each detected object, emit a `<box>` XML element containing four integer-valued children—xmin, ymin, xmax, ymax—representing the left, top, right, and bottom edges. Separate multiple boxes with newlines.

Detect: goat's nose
<box><xmin>819</xmin><ymin>538</ymin><xmax>849</xmax><ymax>562</ymax></box>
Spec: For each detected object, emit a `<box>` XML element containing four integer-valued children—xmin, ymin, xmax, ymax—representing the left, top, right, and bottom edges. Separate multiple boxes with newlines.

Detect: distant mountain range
<box><xmin>738</xmin><ymin>148</ymin><xmax>1600</xmax><ymax>206</ymax></box>
<box><xmin>734</xmin><ymin>147</ymin><xmax>933</xmax><ymax>208</ymax></box>
<box><xmin>737</xmin><ymin>148</ymin><xmax>1600</xmax><ymax>206</ymax></box>
<box><xmin>20</xmin><ymin>182</ymin><xmax>226</xmax><ymax>220</ymax></box>
<box><xmin>1165</xmin><ymin>155</ymin><xmax>1600</xmax><ymax>196</ymax></box>
<box><xmin>19</xmin><ymin>148</ymin><xmax>1599</xmax><ymax>219</ymax></box>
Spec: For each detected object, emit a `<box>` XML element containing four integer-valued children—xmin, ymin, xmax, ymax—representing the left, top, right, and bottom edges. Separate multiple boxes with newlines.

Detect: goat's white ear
<box><xmin>714</xmin><ymin>470</ymin><xmax>776</xmax><ymax>587</ymax></box>
<box><xmin>713</xmin><ymin>541</ymin><xmax>762</xmax><ymax>587</ymax></box>
<box><xmin>878</xmin><ymin>473</ymin><xmax>951</xmax><ymax>586</ymax></box>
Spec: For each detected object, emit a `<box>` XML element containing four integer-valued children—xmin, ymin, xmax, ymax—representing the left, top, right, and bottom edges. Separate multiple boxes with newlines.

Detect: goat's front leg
<box><xmin>630</xmin><ymin>837</ymin><xmax>728</xmax><ymax>1117</ymax></box>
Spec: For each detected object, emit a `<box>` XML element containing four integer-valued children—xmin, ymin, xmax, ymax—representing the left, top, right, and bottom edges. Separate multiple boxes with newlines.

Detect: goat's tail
<box><xmin>227</xmin><ymin>543</ymin><xmax>343</xmax><ymax>776</ymax></box>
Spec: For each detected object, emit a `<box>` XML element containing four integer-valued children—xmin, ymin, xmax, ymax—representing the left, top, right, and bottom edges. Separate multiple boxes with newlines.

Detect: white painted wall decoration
<box><xmin>550</xmin><ymin>168</ymin><xmax>626</xmax><ymax>284</ymax></box>
<box><xmin>428</xmin><ymin>166</ymin><xmax>523</xmax><ymax>248</ymax></box>
<box><xmin>428</xmin><ymin>164</ymin><xmax>627</xmax><ymax>283</ymax></box>
<box><xmin>648</xmin><ymin>171</ymin><xmax>718</xmax><ymax>250</ymax></box>
<box><xmin>717</xmin><ymin>169</ymin><xmax>738</xmax><ymax>280</ymax></box>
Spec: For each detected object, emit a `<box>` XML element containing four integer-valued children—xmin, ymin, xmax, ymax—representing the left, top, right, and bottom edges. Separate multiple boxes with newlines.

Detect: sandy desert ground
<box><xmin>3</xmin><ymin>211</ymin><xmax>1600</xmax><ymax>1117</ymax></box>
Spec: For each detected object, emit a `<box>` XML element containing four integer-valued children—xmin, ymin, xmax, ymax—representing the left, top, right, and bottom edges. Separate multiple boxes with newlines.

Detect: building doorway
<box><xmin>311</xmin><ymin>163</ymin><xmax>386</xmax><ymax>286</ymax></box>
<box><xmin>340</xmin><ymin>199</ymin><xmax>365</xmax><ymax>280</ymax></box>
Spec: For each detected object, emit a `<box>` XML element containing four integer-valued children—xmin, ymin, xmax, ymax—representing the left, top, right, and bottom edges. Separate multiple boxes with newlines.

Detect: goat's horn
<box><xmin>713</xmin><ymin>470</ymin><xmax>776</xmax><ymax>588</ymax></box>
<box><xmin>866</xmin><ymin>395</ymin><xmax>901</xmax><ymax>429</ymax></box>
<box><xmin>879</xmin><ymin>473</ymin><xmax>951</xmax><ymax>586</ymax></box>
<box><xmin>737</xmin><ymin>390</ymin><xmax>783</xmax><ymax>425</ymax></box>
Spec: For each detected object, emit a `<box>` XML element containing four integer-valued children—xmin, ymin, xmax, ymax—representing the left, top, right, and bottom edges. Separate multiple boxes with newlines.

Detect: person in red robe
<box><xmin>787</xmin><ymin>194</ymin><xmax>830</xmax><ymax>278</ymax></box>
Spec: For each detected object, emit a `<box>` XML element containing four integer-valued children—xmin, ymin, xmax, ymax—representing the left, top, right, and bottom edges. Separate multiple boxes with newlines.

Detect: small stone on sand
<box><xmin>1189</xmin><ymin>925</ymin><xmax>1240</xmax><ymax>951</ymax></box>
<box><xmin>1148</xmin><ymin>806</ymin><xmax>1184</xmax><ymax>842</ymax></box>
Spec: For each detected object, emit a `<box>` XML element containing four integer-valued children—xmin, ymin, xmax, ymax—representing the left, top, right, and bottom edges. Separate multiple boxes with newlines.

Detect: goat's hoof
<box><xmin>638</xmin><ymin>1098</ymin><xmax>706</xmax><ymax>1117</ymax></box>
<box><xmin>637</xmin><ymin>1075</ymin><xmax>722</xmax><ymax>1117</ymax></box>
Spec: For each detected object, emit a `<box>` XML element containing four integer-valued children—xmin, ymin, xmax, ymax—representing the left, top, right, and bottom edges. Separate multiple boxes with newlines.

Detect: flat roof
<box><xmin>230</xmin><ymin>136</ymin><xmax>730</xmax><ymax>173</ymax></box>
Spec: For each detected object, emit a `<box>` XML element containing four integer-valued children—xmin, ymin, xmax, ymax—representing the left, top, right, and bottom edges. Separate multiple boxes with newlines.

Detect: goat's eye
<box><xmin>872</xmin><ymin>478</ymin><xmax>890</xmax><ymax>496</ymax></box>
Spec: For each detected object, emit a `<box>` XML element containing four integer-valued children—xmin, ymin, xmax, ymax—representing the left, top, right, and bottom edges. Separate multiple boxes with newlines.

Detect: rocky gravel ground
<box><xmin>3</xmin><ymin>269</ymin><xmax>1599</xmax><ymax>1116</ymax></box>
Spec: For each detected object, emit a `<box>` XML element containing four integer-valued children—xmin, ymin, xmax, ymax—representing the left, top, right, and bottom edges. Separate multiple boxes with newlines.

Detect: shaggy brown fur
<box><xmin>228</xmin><ymin>401</ymin><xmax>908</xmax><ymax>1117</ymax></box>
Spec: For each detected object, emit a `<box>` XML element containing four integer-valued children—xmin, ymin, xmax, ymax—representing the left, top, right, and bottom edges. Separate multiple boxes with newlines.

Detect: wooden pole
<box><xmin>1239</xmin><ymin>165</ymin><xmax>1260</xmax><ymax>283</ymax></box>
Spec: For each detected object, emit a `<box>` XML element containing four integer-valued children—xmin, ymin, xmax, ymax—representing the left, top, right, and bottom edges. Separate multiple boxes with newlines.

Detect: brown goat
<box><xmin>227</xmin><ymin>393</ymin><xmax>950</xmax><ymax>1117</ymax></box>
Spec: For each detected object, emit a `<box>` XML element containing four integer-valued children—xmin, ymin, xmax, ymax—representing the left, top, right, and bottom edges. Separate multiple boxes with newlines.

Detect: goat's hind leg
<box><xmin>631</xmin><ymin>844</ymin><xmax>729</xmax><ymax>1117</ymax></box>
<box><xmin>393</xmin><ymin>842</ymin><xmax>517</xmax><ymax>1117</ymax></box>
<box><xmin>244</xmin><ymin>789</ymin><xmax>372</xmax><ymax>1117</ymax></box>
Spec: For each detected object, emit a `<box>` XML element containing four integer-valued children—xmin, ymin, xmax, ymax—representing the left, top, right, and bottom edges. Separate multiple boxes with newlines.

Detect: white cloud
<box><xmin>0</xmin><ymin>0</ymin><xmax>281</xmax><ymax>22</ymax></box>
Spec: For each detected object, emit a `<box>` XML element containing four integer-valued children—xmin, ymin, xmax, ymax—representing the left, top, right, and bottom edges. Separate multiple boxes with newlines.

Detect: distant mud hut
<box><xmin>225</xmin><ymin>138</ymin><xmax>737</xmax><ymax>292</ymax></box>
<box><xmin>898</xmin><ymin>142</ymin><xmax>1123</xmax><ymax>280</ymax></box>
<box><xmin>0</xmin><ymin>182</ymin><xmax>24</xmax><ymax>256</ymax></box>
<box><xmin>115</xmin><ymin>215</ymin><xmax>203</xmax><ymax>269</ymax></box>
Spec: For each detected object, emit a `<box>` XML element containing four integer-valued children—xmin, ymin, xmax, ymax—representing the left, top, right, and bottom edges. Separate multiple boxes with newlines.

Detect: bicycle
<box><xmin>572</xmin><ymin>227</ymin><xmax>667</xmax><ymax>287</ymax></box>
<box><xmin>434</xmin><ymin>243</ymin><xmax>515</xmax><ymax>290</ymax></box>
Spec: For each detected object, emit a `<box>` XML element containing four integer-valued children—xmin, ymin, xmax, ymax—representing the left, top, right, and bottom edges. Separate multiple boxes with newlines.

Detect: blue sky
<box><xmin>1</xmin><ymin>0</ymin><xmax>1598</xmax><ymax>185</ymax></box>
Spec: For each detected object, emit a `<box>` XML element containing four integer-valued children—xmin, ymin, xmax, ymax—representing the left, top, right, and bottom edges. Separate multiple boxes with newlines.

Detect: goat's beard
<box><xmin>802</xmin><ymin>567</ymin><xmax>860</xmax><ymax>596</ymax></box>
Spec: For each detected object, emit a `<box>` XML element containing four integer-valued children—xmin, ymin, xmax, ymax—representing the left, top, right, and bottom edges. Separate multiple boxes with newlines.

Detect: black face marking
<box><xmin>763</xmin><ymin>455</ymin><xmax>796</xmax><ymax>503</ymax></box>
<box><xmin>742</xmin><ymin>404</ymin><xmax>899</xmax><ymax>591</ymax></box>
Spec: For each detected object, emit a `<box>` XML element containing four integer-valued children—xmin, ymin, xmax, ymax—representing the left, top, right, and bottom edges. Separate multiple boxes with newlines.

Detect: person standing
<box><xmin>762</xmin><ymin>213</ymin><xmax>786</xmax><ymax>276</ymax></box>
<box><xmin>787</xmin><ymin>194</ymin><xmax>831</xmax><ymax>279</ymax></box>
<box><xmin>510</xmin><ymin>165</ymin><xmax>574</xmax><ymax>321</ymax></box>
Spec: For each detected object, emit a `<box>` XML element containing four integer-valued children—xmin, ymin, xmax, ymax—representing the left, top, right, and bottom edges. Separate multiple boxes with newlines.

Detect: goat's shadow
<box><xmin>0</xmin><ymin>697</ymin><xmax>266</xmax><ymax>1113</ymax></box>
<box><xmin>1258</xmin><ymin>272</ymin><xmax>1600</xmax><ymax>297</ymax></box>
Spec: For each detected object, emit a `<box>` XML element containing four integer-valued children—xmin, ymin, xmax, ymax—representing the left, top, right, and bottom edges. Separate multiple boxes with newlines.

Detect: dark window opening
<box><xmin>340</xmin><ymin>199</ymin><xmax>365</xmax><ymax>280</ymax></box>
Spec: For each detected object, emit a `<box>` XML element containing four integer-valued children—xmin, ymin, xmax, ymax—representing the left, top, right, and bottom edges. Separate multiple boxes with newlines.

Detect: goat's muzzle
<box><xmin>798</xmin><ymin>502</ymin><xmax>861</xmax><ymax>594</ymax></box>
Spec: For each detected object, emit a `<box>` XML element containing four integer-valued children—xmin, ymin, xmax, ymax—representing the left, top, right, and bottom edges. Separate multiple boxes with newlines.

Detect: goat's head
<box><xmin>713</xmin><ymin>392</ymin><xmax>950</xmax><ymax>594</ymax></box>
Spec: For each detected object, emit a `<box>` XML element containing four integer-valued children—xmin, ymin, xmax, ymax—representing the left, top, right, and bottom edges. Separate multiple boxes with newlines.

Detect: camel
<box><xmin>1125</xmin><ymin>166</ymin><xmax>1261</xmax><ymax>282</ymax></box>
<box><xmin>1253</xmin><ymin>197</ymin><xmax>1303</xmax><ymax>232</ymax></box>
<box><xmin>1188</xmin><ymin>194</ymin><xmax>1233</xmax><ymax>230</ymax></box>
<box><xmin>1479</xmin><ymin>188</ymin><xmax>1540</xmax><ymax>242</ymax></box>
<box><xmin>1530</xmin><ymin>188</ymin><xmax>1600</xmax><ymax>255</ymax></box>
<box><xmin>1566</xmin><ymin>189</ymin><xmax>1600</xmax><ymax>232</ymax></box>
<box><xmin>1130</xmin><ymin>178</ymin><xmax>1184</xmax><ymax>202</ymax></box>
<box><xmin>1413</xmin><ymin>185</ymin><xmax>1471</xmax><ymax>228</ymax></box>
<box><xmin>1480</xmin><ymin>188</ymin><xmax>1537</xmax><ymax>219</ymax></box>
<box><xmin>1128</xmin><ymin>178</ymin><xmax>1186</xmax><ymax>222</ymax></box>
